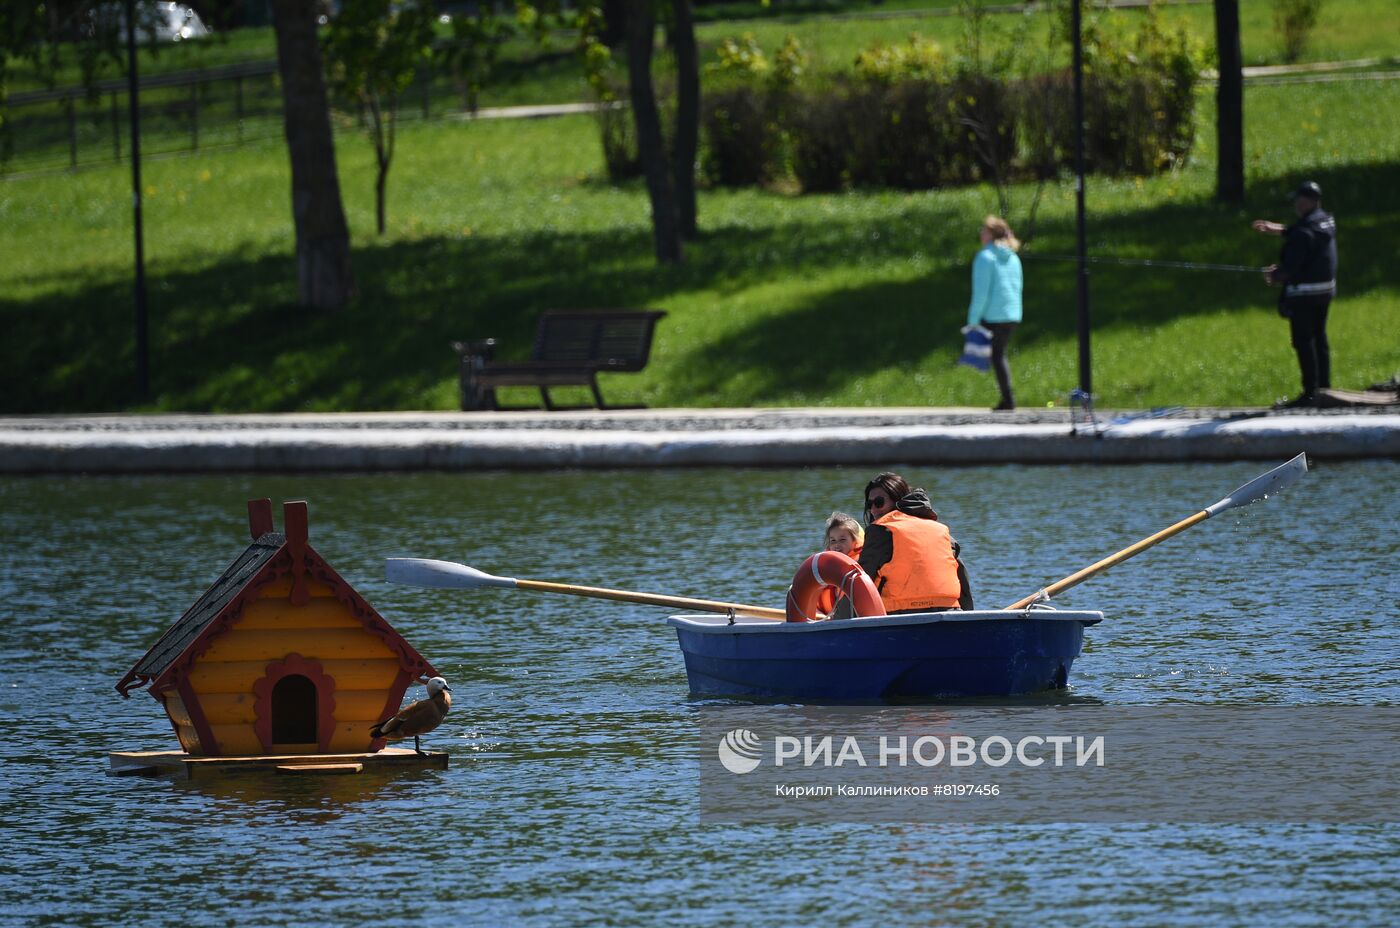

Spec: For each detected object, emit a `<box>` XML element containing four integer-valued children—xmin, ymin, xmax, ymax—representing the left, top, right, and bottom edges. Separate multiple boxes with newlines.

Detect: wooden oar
<box><xmin>1005</xmin><ymin>453</ymin><xmax>1309</xmax><ymax>610</ymax></box>
<box><xmin>385</xmin><ymin>557</ymin><xmax>787</xmax><ymax>620</ymax></box>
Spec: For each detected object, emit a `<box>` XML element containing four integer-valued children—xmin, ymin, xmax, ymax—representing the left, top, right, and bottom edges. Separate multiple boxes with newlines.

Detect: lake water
<box><xmin>1</xmin><ymin>461</ymin><xmax>1396</xmax><ymax>926</ymax></box>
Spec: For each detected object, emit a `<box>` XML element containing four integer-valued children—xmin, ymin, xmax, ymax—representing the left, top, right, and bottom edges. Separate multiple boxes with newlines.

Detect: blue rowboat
<box><xmin>666</xmin><ymin>608</ymin><xmax>1102</xmax><ymax>701</ymax></box>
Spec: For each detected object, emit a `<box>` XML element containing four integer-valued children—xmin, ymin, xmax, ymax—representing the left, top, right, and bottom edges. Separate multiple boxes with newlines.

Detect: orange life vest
<box><xmin>816</xmin><ymin>543</ymin><xmax>863</xmax><ymax>614</ymax></box>
<box><xmin>870</xmin><ymin>511</ymin><xmax>962</xmax><ymax>611</ymax></box>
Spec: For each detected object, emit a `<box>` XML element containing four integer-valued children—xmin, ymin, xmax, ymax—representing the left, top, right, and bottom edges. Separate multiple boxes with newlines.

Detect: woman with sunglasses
<box><xmin>854</xmin><ymin>472</ymin><xmax>973</xmax><ymax>615</ymax></box>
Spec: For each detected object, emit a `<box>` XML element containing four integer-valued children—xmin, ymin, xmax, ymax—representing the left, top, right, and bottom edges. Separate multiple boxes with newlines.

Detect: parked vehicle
<box><xmin>85</xmin><ymin>2</ymin><xmax>211</xmax><ymax>43</ymax></box>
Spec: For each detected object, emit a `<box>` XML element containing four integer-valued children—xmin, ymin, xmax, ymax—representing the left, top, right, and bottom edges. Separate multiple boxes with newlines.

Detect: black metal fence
<box><xmin>2</xmin><ymin>57</ymin><xmax>505</xmax><ymax>175</ymax></box>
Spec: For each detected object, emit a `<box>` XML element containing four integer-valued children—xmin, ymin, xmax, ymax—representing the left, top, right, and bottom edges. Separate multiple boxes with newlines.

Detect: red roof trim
<box><xmin>147</xmin><ymin>541</ymin><xmax>436</xmax><ymax>697</ymax></box>
<box><xmin>120</xmin><ymin>672</ymin><xmax>154</xmax><ymax>701</ymax></box>
<box><xmin>251</xmin><ymin>654</ymin><xmax>339</xmax><ymax>753</ymax></box>
<box><xmin>370</xmin><ymin>667</ymin><xmax>414</xmax><ymax>753</ymax></box>
<box><xmin>149</xmin><ymin>558</ymin><xmax>286</xmax><ymax>696</ymax></box>
<box><xmin>302</xmin><ymin>548</ymin><xmax>438</xmax><ymax>679</ymax></box>
<box><xmin>118</xmin><ymin>559</ymin><xmax>277</xmax><ymax>700</ymax></box>
<box><xmin>175</xmin><ymin>675</ymin><xmax>221</xmax><ymax>756</ymax></box>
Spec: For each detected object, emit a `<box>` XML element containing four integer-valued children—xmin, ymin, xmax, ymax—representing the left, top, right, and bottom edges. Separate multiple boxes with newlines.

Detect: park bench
<box><xmin>451</xmin><ymin>309</ymin><xmax>667</xmax><ymax>411</ymax></box>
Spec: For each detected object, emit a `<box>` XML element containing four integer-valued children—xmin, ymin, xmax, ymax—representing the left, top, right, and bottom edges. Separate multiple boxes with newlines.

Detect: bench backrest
<box><xmin>533</xmin><ymin>310</ymin><xmax>667</xmax><ymax>371</ymax></box>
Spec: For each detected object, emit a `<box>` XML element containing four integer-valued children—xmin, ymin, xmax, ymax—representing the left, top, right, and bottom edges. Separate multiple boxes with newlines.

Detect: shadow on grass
<box><xmin>1</xmin><ymin>160</ymin><xmax>1395</xmax><ymax>412</ymax></box>
<box><xmin>670</xmin><ymin>161</ymin><xmax>1399</xmax><ymax>400</ymax></box>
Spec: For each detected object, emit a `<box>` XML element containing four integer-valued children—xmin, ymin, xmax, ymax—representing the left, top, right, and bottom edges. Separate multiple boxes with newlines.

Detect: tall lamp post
<box><xmin>1071</xmin><ymin>0</ymin><xmax>1092</xmax><ymax>401</ymax></box>
<box><xmin>124</xmin><ymin>0</ymin><xmax>150</xmax><ymax>399</ymax></box>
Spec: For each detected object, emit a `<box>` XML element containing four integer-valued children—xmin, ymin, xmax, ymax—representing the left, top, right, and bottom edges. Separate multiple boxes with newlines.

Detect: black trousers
<box><xmin>1286</xmin><ymin>299</ymin><xmax>1331</xmax><ymax>397</ymax></box>
<box><xmin>985</xmin><ymin>322</ymin><xmax>1017</xmax><ymax>406</ymax></box>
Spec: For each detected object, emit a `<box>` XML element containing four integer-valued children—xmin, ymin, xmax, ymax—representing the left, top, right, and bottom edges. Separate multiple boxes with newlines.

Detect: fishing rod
<box><xmin>1023</xmin><ymin>254</ymin><xmax>1265</xmax><ymax>273</ymax></box>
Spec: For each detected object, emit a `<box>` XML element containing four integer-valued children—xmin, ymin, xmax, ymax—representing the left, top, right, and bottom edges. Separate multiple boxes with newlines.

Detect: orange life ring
<box><xmin>785</xmin><ymin>551</ymin><xmax>888</xmax><ymax>623</ymax></box>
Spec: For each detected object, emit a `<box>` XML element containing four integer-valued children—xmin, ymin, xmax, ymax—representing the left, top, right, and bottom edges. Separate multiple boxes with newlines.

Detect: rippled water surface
<box><xmin>1</xmin><ymin>462</ymin><xmax>1396</xmax><ymax>926</ymax></box>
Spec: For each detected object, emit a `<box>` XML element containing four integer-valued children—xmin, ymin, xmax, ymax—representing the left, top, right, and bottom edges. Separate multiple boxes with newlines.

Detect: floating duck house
<box><xmin>116</xmin><ymin>499</ymin><xmax>438</xmax><ymax>757</ymax></box>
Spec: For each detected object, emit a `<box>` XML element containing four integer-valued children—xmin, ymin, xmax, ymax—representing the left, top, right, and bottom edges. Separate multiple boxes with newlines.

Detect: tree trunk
<box><xmin>375</xmin><ymin>168</ymin><xmax>387</xmax><ymax>236</ymax></box>
<box><xmin>1213</xmin><ymin>0</ymin><xmax>1245</xmax><ymax>203</ymax></box>
<box><xmin>600</xmin><ymin>0</ymin><xmax>628</xmax><ymax>48</ymax></box>
<box><xmin>270</xmin><ymin>0</ymin><xmax>355</xmax><ymax>309</ymax></box>
<box><xmin>626</xmin><ymin>0</ymin><xmax>682</xmax><ymax>264</ymax></box>
<box><xmin>368</xmin><ymin>94</ymin><xmax>392</xmax><ymax>236</ymax></box>
<box><xmin>670</xmin><ymin>0</ymin><xmax>699</xmax><ymax>240</ymax></box>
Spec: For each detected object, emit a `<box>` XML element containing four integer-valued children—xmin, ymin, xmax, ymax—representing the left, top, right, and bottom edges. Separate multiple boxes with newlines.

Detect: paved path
<box><xmin>1</xmin><ymin>406</ymin><xmax>1396</xmax><ymax>472</ymax></box>
<box><xmin>455</xmin><ymin>58</ymin><xmax>1400</xmax><ymax>124</ymax></box>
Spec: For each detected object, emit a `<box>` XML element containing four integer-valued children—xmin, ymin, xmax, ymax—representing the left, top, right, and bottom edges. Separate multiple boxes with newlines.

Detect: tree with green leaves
<box><xmin>2</xmin><ymin>4</ymin><xmax>55</xmax><ymax>165</ymax></box>
<box><xmin>324</xmin><ymin>0</ymin><xmax>437</xmax><ymax>236</ymax></box>
<box><xmin>439</xmin><ymin>10</ymin><xmax>514</xmax><ymax>115</ymax></box>
<box><xmin>0</xmin><ymin>1</ymin><xmax>145</xmax><ymax>167</ymax></box>
<box><xmin>2</xmin><ymin>1</ymin><xmax>355</xmax><ymax>307</ymax></box>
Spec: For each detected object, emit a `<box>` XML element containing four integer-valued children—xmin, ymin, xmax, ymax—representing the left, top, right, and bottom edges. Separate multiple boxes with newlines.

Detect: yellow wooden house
<box><xmin>116</xmin><ymin>499</ymin><xmax>438</xmax><ymax>757</ymax></box>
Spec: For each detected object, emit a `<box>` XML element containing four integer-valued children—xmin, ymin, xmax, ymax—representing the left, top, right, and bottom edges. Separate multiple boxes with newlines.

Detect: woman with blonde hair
<box><xmin>966</xmin><ymin>215</ymin><xmax>1024</xmax><ymax>410</ymax></box>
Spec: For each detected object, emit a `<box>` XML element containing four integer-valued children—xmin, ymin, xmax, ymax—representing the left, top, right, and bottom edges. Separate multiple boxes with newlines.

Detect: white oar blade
<box><xmin>385</xmin><ymin>558</ymin><xmax>517</xmax><ymax>590</ymax></box>
<box><xmin>1205</xmin><ymin>453</ymin><xmax>1309</xmax><ymax>516</ymax></box>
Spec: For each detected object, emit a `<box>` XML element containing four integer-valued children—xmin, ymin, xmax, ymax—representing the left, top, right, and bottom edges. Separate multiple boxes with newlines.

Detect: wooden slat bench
<box><xmin>452</xmin><ymin>310</ymin><xmax>666</xmax><ymax>411</ymax></box>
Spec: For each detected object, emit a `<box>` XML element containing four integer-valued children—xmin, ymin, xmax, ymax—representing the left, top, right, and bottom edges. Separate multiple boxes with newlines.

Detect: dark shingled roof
<box><xmin>118</xmin><ymin>532</ymin><xmax>285</xmax><ymax>694</ymax></box>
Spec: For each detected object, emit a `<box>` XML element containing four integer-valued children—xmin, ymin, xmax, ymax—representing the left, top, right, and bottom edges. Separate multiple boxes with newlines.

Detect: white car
<box><xmin>87</xmin><ymin>2</ymin><xmax>211</xmax><ymax>43</ymax></box>
<box><xmin>152</xmin><ymin>2</ymin><xmax>209</xmax><ymax>42</ymax></box>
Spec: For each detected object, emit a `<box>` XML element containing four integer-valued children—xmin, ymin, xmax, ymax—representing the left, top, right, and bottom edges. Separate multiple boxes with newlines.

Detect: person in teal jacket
<box><xmin>966</xmin><ymin>216</ymin><xmax>1024</xmax><ymax>410</ymax></box>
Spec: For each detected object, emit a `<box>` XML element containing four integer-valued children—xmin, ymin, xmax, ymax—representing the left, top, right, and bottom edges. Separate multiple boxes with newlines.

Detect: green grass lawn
<box><xmin>2</xmin><ymin>43</ymin><xmax>1397</xmax><ymax>412</ymax></box>
<box><xmin>12</xmin><ymin>0</ymin><xmax>1399</xmax><ymax>97</ymax></box>
<box><xmin>693</xmin><ymin>0</ymin><xmax>1400</xmax><ymax>86</ymax></box>
<box><xmin>8</xmin><ymin>0</ymin><xmax>1398</xmax><ymax>174</ymax></box>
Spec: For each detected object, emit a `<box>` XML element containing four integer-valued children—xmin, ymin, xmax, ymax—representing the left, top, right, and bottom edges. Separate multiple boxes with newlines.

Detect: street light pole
<box><xmin>1071</xmin><ymin>0</ymin><xmax>1092</xmax><ymax>399</ymax></box>
<box><xmin>124</xmin><ymin>0</ymin><xmax>150</xmax><ymax>400</ymax></box>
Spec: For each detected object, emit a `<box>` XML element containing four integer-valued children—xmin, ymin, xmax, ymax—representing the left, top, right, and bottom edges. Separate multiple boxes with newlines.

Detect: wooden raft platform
<box><xmin>108</xmin><ymin>747</ymin><xmax>448</xmax><ymax>780</ymax></box>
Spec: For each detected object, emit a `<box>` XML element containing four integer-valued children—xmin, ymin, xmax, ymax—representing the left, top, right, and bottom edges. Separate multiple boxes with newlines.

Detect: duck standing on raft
<box><xmin>371</xmin><ymin>676</ymin><xmax>452</xmax><ymax>754</ymax></box>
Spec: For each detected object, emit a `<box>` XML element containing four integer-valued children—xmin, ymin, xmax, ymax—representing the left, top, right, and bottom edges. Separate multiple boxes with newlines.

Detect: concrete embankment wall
<box><xmin>1</xmin><ymin>409</ymin><xmax>1396</xmax><ymax>473</ymax></box>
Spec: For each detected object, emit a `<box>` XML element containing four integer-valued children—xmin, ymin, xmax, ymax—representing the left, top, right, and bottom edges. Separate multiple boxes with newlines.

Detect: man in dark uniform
<box><xmin>1252</xmin><ymin>181</ymin><xmax>1338</xmax><ymax>408</ymax></box>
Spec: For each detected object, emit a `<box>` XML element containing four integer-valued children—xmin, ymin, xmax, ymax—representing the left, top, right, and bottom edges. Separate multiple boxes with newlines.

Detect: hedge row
<box><xmin>593</xmin><ymin>5</ymin><xmax>1201</xmax><ymax>193</ymax></box>
<box><xmin>700</xmin><ymin>66</ymin><xmax>1197</xmax><ymax>193</ymax></box>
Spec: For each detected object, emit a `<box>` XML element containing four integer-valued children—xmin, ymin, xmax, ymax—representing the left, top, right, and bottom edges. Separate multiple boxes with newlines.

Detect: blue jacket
<box><xmin>966</xmin><ymin>243</ymin><xmax>1023</xmax><ymax>327</ymax></box>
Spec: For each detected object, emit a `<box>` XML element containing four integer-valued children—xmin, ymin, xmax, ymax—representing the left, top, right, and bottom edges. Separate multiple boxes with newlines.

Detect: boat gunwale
<box><xmin>666</xmin><ymin>608</ymin><xmax>1103</xmax><ymax>634</ymax></box>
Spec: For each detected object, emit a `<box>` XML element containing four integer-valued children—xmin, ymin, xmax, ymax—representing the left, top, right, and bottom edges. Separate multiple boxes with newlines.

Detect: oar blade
<box><xmin>385</xmin><ymin>557</ymin><xmax>517</xmax><ymax>590</ymax></box>
<box><xmin>1005</xmin><ymin>453</ymin><xmax>1311</xmax><ymax>609</ymax></box>
<box><xmin>1205</xmin><ymin>453</ymin><xmax>1309</xmax><ymax>516</ymax></box>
